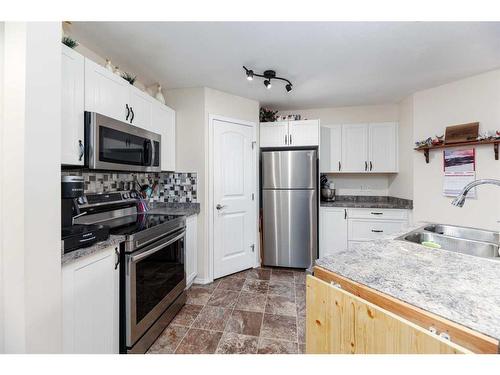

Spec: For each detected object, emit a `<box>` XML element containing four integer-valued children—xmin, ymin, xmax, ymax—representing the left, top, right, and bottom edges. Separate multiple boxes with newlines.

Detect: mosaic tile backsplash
<box><xmin>62</xmin><ymin>171</ymin><xmax>197</xmax><ymax>203</ymax></box>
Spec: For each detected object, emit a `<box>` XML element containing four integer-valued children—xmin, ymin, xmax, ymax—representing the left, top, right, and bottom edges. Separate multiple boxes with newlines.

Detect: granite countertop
<box><xmin>321</xmin><ymin>195</ymin><xmax>413</xmax><ymax>209</ymax></box>
<box><xmin>61</xmin><ymin>235</ymin><xmax>125</xmax><ymax>265</ymax></box>
<box><xmin>61</xmin><ymin>203</ymin><xmax>199</xmax><ymax>264</ymax></box>
<box><xmin>147</xmin><ymin>202</ymin><xmax>200</xmax><ymax>216</ymax></box>
<box><xmin>315</xmin><ymin>225</ymin><xmax>500</xmax><ymax>342</ymax></box>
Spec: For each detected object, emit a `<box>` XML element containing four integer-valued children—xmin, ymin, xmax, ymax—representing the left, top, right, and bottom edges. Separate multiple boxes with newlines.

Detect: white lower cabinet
<box><xmin>319</xmin><ymin>207</ymin><xmax>348</xmax><ymax>257</ymax></box>
<box><xmin>320</xmin><ymin>207</ymin><xmax>410</xmax><ymax>256</ymax></box>
<box><xmin>62</xmin><ymin>245</ymin><xmax>119</xmax><ymax>354</ymax></box>
<box><xmin>185</xmin><ymin>215</ymin><xmax>198</xmax><ymax>287</ymax></box>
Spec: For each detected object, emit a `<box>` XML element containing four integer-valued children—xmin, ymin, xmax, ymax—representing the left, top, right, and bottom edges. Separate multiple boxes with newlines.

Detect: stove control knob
<box><xmin>77</xmin><ymin>197</ymin><xmax>85</xmax><ymax>205</ymax></box>
<box><xmin>123</xmin><ymin>193</ymin><xmax>129</xmax><ymax>199</ymax></box>
<box><xmin>130</xmin><ymin>192</ymin><xmax>136</xmax><ymax>198</ymax></box>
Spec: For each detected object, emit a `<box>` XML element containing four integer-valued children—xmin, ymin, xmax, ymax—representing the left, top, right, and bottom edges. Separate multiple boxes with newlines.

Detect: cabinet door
<box><xmin>369</xmin><ymin>122</ymin><xmax>398</xmax><ymax>172</ymax></box>
<box><xmin>341</xmin><ymin>124</ymin><xmax>369</xmax><ymax>172</ymax></box>
<box><xmin>84</xmin><ymin>58</ymin><xmax>129</xmax><ymax>122</ymax></box>
<box><xmin>319</xmin><ymin>207</ymin><xmax>348</xmax><ymax>258</ymax></box>
<box><xmin>260</xmin><ymin>121</ymin><xmax>289</xmax><ymax>148</ymax></box>
<box><xmin>320</xmin><ymin>126</ymin><xmax>342</xmax><ymax>172</ymax></box>
<box><xmin>348</xmin><ymin>219</ymin><xmax>406</xmax><ymax>241</ymax></box>
<box><xmin>128</xmin><ymin>87</ymin><xmax>153</xmax><ymax>130</ymax></box>
<box><xmin>62</xmin><ymin>246</ymin><xmax>119</xmax><ymax>354</ymax></box>
<box><xmin>61</xmin><ymin>45</ymin><xmax>85</xmax><ymax>165</ymax></box>
<box><xmin>151</xmin><ymin>102</ymin><xmax>176</xmax><ymax>171</ymax></box>
<box><xmin>288</xmin><ymin>120</ymin><xmax>319</xmax><ymax>146</ymax></box>
<box><xmin>185</xmin><ymin>215</ymin><xmax>198</xmax><ymax>287</ymax></box>
<box><xmin>306</xmin><ymin>275</ymin><xmax>470</xmax><ymax>354</ymax></box>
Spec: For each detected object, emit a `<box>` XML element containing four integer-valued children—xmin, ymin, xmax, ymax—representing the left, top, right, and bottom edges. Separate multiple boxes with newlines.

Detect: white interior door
<box><xmin>213</xmin><ymin>119</ymin><xmax>256</xmax><ymax>279</ymax></box>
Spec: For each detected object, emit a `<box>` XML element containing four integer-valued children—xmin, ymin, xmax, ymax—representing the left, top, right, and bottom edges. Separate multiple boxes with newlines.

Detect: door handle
<box><xmin>289</xmin><ymin>134</ymin><xmax>292</xmax><ymax>145</ymax></box>
<box><xmin>78</xmin><ymin>140</ymin><xmax>84</xmax><ymax>161</ymax></box>
<box><xmin>344</xmin><ymin>209</ymin><xmax>347</xmax><ymax>220</ymax></box>
<box><xmin>284</xmin><ymin>134</ymin><xmax>287</xmax><ymax>145</ymax></box>
<box><xmin>338</xmin><ymin>161</ymin><xmax>341</xmax><ymax>171</ymax></box>
<box><xmin>365</xmin><ymin>161</ymin><xmax>368</xmax><ymax>171</ymax></box>
<box><xmin>370</xmin><ymin>161</ymin><xmax>373</xmax><ymax>171</ymax></box>
<box><xmin>216</xmin><ymin>204</ymin><xmax>226</xmax><ymax>210</ymax></box>
<box><xmin>130</xmin><ymin>107</ymin><xmax>135</xmax><ymax>123</ymax></box>
<box><xmin>126</xmin><ymin>104</ymin><xmax>130</xmax><ymax>121</ymax></box>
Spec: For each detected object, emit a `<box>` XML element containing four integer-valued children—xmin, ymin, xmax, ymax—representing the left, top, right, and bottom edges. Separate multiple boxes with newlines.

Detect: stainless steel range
<box><xmin>74</xmin><ymin>190</ymin><xmax>186</xmax><ymax>354</ymax></box>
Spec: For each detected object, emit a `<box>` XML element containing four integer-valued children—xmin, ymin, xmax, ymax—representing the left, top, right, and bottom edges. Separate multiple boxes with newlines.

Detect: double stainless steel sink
<box><xmin>397</xmin><ymin>224</ymin><xmax>500</xmax><ymax>260</ymax></box>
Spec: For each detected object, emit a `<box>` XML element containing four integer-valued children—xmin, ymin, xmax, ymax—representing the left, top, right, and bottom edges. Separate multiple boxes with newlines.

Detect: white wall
<box><xmin>388</xmin><ymin>96</ymin><xmax>414</xmax><ymax>199</ymax></box>
<box><xmin>413</xmin><ymin>69</ymin><xmax>500</xmax><ymax>231</ymax></box>
<box><xmin>0</xmin><ymin>21</ymin><xmax>4</xmax><ymax>353</ymax></box>
<box><xmin>1</xmin><ymin>22</ymin><xmax>62</xmax><ymax>353</ymax></box>
<box><xmin>166</xmin><ymin>87</ymin><xmax>259</xmax><ymax>282</ymax></box>
<box><xmin>280</xmin><ymin>104</ymin><xmax>400</xmax><ymax>196</ymax></box>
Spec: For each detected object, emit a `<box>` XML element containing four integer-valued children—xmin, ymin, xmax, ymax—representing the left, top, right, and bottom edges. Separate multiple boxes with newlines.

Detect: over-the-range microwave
<box><xmin>85</xmin><ymin>111</ymin><xmax>161</xmax><ymax>172</ymax></box>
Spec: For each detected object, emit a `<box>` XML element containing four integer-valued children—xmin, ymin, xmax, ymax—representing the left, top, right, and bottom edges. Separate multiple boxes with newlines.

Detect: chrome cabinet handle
<box><xmin>126</xmin><ymin>104</ymin><xmax>130</xmax><ymax>121</ymax></box>
<box><xmin>370</xmin><ymin>212</ymin><xmax>383</xmax><ymax>215</ymax></box>
<box><xmin>338</xmin><ymin>161</ymin><xmax>341</xmax><ymax>171</ymax></box>
<box><xmin>130</xmin><ymin>107</ymin><xmax>135</xmax><ymax>123</ymax></box>
<box><xmin>370</xmin><ymin>161</ymin><xmax>373</xmax><ymax>171</ymax></box>
<box><xmin>344</xmin><ymin>209</ymin><xmax>347</xmax><ymax>220</ymax></box>
<box><xmin>371</xmin><ymin>229</ymin><xmax>384</xmax><ymax>233</ymax></box>
<box><xmin>289</xmin><ymin>134</ymin><xmax>292</xmax><ymax>145</ymax></box>
<box><xmin>284</xmin><ymin>134</ymin><xmax>287</xmax><ymax>145</ymax></box>
<box><xmin>216</xmin><ymin>204</ymin><xmax>226</xmax><ymax>210</ymax></box>
<box><xmin>78</xmin><ymin>140</ymin><xmax>84</xmax><ymax>161</ymax></box>
<box><xmin>365</xmin><ymin>161</ymin><xmax>368</xmax><ymax>171</ymax></box>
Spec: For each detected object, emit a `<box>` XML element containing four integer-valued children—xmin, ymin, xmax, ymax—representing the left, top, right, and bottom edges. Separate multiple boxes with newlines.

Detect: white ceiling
<box><xmin>70</xmin><ymin>22</ymin><xmax>500</xmax><ymax>110</ymax></box>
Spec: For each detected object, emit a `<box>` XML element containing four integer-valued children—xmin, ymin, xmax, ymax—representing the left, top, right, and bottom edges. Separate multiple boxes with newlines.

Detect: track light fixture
<box><xmin>243</xmin><ymin>66</ymin><xmax>293</xmax><ymax>93</ymax></box>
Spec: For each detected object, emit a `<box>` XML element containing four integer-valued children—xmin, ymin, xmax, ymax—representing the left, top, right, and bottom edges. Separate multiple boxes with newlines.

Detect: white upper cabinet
<box><xmin>84</xmin><ymin>58</ymin><xmax>129</xmax><ymax>122</ymax></box>
<box><xmin>322</xmin><ymin>122</ymin><xmax>398</xmax><ymax>173</ymax></box>
<box><xmin>342</xmin><ymin>123</ymin><xmax>369</xmax><ymax>172</ymax></box>
<box><xmin>260</xmin><ymin>120</ymin><xmax>319</xmax><ymax>148</ymax></box>
<box><xmin>288</xmin><ymin>120</ymin><xmax>320</xmax><ymax>147</ymax></box>
<box><xmin>128</xmin><ymin>87</ymin><xmax>152</xmax><ymax>130</ymax></box>
<box><xmin>260</xmin><ymin>121</ymin><xmax>289</xmax><ymax>147</ymax></box>
<box><xmin>368</xmin><ymin>122</ymin><xmax>398</xmax><ymax>172</ymax></box>
<box><xmin>320</xmin><ymin>125</ymin><xmax>342</xmax><ymax>173</ymax></box>
<box><xmin>152</xmin><ymin>101</ymin><xmax>176</xmax><ymax>171</ymax></box>
<box><xmin>61</xmin><ymin>45</ymin><xmax>85</xmax><ymax>165</ymax></box>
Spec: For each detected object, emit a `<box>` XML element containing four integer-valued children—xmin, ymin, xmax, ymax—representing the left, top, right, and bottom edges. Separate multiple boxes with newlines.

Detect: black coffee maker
<box><xmin>61</xmin><ymin>175</ymin><xmax>109</xmax><ymax>253</ymax></box>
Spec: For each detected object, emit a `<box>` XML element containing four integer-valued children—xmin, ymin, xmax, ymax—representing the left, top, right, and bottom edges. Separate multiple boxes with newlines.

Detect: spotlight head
<box><xmin>285</xmin><ymin>83</ymin><xmax>292</xmax><ymax>92</ymax></box>
<box><xmin>246</xmin><ymin>69</ymin><xmax>254</xmax><ymax>81</ymax></box>
<box><xmin>264</xmin><ymin>79</ymin><xmax>272</xmax><ymax>89</ymax></box>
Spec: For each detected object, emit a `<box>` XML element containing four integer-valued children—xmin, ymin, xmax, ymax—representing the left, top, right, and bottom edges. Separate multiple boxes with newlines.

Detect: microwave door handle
<box><xmin>144</xmin><ymin>140</ymin><xmax>153</xmax><ymax>165</ymax></box>
<box><xmin>131</xmin><ymin>231</ymin><xmax>185</xmax><ymax>263</ymax></box>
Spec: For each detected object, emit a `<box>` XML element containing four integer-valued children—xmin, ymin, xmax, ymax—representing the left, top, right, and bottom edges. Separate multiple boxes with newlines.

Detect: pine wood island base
<box><xmin>306</xmin><ymin>266</ymin><xmax>499</xmax><ymax>354</ymax></box>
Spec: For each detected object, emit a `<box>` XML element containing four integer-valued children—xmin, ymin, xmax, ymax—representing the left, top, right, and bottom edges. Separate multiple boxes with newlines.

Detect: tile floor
<box><xmin>148</xmin><ymin>267</ymin><xmax>306</xmax><ymax>354</ymax></box>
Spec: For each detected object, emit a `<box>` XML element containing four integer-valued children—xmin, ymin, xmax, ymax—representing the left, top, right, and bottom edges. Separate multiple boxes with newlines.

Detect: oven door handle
<box><xmin>130</xmin><ymin>230</ymin><xmax>185</xmax><ymax>263</ymax></box>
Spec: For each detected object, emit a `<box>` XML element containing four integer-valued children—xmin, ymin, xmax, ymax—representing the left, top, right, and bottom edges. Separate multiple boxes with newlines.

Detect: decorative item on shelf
<box><xmin>432</xmin><ymin>134</ymin><xmax>444</xmax><ymax>146</ymax></box>
<box><xmin>154</xmin><ymin>84</ymin><xmax>166</xmax><ymax>104</ymax></box>
<box><xmin>496</xmin><ymin>131</ymin><xmax>500</xmax><ymax>139</ymax></box>
<box><xmin>260</xmin><ymin>107</ymin><xmax>278</xmax><ymax>123</ymax></box>
<box><xmin>105</xmin><ymin>59</ymin><xmax>114</xmax><ymax>72</ymax></box>
<box><xmin>62</xmin><ymin>35</ymin><xmax>78</xmax><ymax>49</ymax></box>
<box><xmin>121</xmin><ymin>72</ymin><xmax>137</xmax><ymax>86</ymax></box>
<box><xmin>444</xmin><ymin>122</ymin><xmax>479</xmax><ymax>144</ymax></box>
<box><xmin>477</xmin><ymin>130</ymin><xmax>499</xmax><ymax>141</ymax></box>
<box><xmin>113</xmin><ymin>66</ymin><xmax>121</xmax><ymax>76</ymax></box>
<box><xmin>415</xmin><ymin>137</ymin><xmax>433</xmax><ymax>148</ymax></box>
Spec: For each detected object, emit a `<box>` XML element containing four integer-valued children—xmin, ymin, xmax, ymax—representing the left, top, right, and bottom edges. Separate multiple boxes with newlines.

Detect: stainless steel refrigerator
<box><xmin>261</xmin><ymin>149</ymin><xmax>318</xmax><ymax>269</ymax></box>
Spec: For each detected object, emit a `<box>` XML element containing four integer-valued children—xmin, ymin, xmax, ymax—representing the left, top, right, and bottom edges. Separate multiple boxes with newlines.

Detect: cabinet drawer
<box><xmin>349</xmin><ymin>219</ymin><xmax>406</xmax><ymax>241</ymax></box>
<box><xmin>348</xmin><ymin>208</ymin><xmax>408</xmax><ymax>220</ymax></box>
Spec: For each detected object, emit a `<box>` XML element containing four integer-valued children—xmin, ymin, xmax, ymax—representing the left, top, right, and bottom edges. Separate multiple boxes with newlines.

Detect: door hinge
<box><xmin>250</xmin><ymin>244</ymin><xmax>255</xmax><ymax>252</ymax></box>
<box><xmin>252</xmin><ymin>193</ymin><xmax>255</xmax><ymax>201</ymax></box>
<box><xmin>251</xmin><ymin>141</ymin><xmax>256</xmax><ymax>150</ymax></box>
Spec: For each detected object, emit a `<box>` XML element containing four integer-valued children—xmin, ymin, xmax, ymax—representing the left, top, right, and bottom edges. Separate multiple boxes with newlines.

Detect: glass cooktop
<box><xmin>103</xmin><ymin>213</ymin><xmax>182</xmax><ymax>236</ymax></box>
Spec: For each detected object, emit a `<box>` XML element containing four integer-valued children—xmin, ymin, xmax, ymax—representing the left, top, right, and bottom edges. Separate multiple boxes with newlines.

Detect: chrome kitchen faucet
<box><xmin>451</xmin><ymin>179</ymin><xmax>500</xmax><ymax>207</ymax></box>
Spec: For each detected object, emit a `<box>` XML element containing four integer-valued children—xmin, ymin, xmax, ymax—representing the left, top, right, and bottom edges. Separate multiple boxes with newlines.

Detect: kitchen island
<box><xmin>308</xmin><ymin>226</ymin><xmax>500</xmax><ymax>354</ymax></box>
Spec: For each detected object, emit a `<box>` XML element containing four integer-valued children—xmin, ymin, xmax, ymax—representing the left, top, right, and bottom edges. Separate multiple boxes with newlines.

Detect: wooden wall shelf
<box><xmin>414</xmin><ymin>139</ymin><xmax>499</xmax><ymax>163</ymax></box>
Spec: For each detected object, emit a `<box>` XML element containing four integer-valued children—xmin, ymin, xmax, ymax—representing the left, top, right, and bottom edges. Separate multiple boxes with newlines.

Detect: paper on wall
<box><xmin>443</xmin><ymin>171</ymin><xmax>476</xmax><ymax>198</ymax></box>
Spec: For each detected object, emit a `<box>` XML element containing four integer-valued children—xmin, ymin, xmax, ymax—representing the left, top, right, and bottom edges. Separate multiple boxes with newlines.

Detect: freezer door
<box><xmin>261</xmin><ymin>150</ymin><xmax>317</xmax><ymax>189</ymax></box>
<box><xmin>262</xmin><ymin>189</ymin><xmax>317</xmax><ymax>268</ymax></box>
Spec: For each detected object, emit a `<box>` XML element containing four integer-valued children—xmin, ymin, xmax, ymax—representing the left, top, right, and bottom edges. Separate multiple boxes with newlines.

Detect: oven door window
<box><xmin>99</xmin><ymin>126</ymin><xmax>148</xmax><ymax>166</ymax></box>
<box><xmin>135</xmin><ymin>236</ymin><xmax>185</xmax><ymax>324</ymax></box>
